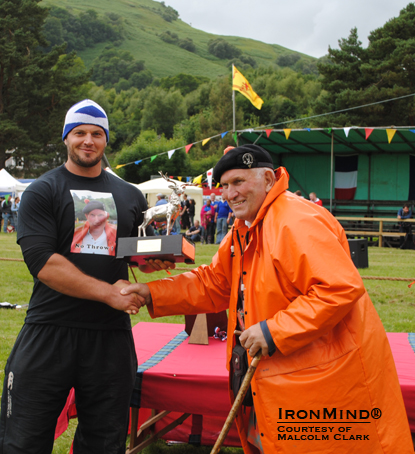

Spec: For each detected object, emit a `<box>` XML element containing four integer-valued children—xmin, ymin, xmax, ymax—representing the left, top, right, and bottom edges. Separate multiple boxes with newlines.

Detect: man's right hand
<box><xmin>120</xmin><ymin>283</ymin><xmax>152</xmax><ymax>307</ymax></box>
<box><xmin>105</xmin><ymin>280</ymin><xmax>146</xmax><ymax>315</ymax></box>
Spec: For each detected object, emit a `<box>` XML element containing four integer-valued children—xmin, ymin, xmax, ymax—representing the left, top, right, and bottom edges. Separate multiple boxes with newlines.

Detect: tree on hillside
<box><xmin>208</xmin><ymin>39</ymin><xmax>241</xmax><ymax>59</ymax></box>
<box><xmin>314</xmin><ymin>5</ymin><xmax>415</xmax><ymax>127</ymax></box>
<box><xmin>140</xmin><ymin>87</ymin><xmax>187</xmax><ymax>138</ymax></box>
<box><xmin>0</xmin><ymin>0</ymin><xmax>90</xmax><ymax>173</ymax></box>
<box><xmin>43</xmin><ymin>7</ymin><xmax>124</xmax><ymax>53</ymax></box>
<box><xmin>91</xmin><ymin>46</ymin><xmax>153</xmax><ymax>91</ymax></box>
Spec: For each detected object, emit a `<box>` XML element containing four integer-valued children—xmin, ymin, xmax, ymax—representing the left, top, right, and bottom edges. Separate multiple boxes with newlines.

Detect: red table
<box><xmin>55</xmin><ymin>325</ymin><xmax>415</xmax><ymax>451</ymax></box>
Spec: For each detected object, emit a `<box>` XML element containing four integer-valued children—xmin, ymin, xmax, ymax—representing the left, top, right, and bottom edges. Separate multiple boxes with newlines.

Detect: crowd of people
<box><xmin>0</xmin><ymin>195</ymin><xmax>20</xmax><ymax>233</ymax></box>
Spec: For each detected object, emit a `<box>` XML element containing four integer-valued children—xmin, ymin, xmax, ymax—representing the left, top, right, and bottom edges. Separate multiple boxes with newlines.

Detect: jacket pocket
<box><xmin>255</xmin><ymin>320</ymin><xmax>358</xmax><ymax>378</ymax></box>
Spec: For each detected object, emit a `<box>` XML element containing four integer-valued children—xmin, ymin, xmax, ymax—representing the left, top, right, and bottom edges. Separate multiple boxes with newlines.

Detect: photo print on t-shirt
<box><xmin>70</xmin><ymin>190</ymin><xmax>118</xmax><ymax>256</ymax></box>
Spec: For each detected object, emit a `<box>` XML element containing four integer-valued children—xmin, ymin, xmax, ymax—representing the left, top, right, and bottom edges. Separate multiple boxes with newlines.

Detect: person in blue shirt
<box><xmin>215</xmin><ymin>199</ymin><xmax>232</xmax><ymax>244</ymax></box>
<box><xmin>397</xmin><ymin>203</ymin><xmax>413</xmax><ymax>247</ymax></box>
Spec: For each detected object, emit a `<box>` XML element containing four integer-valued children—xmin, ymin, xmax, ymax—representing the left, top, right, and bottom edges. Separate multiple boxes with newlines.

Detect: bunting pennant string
<box><xmin>386</xmin><ymin>129</ymin><xmax>396</xmax><ymax>143</ymax></box>
<box><xmin>365</xmin><ymin>128</ymin><xmax>374</xmax><ymax>140</ymax></box>
<box><xmin>110</xmin><ymin>123</ymin><xmax>412</xmax><ymax>183</ymax></box>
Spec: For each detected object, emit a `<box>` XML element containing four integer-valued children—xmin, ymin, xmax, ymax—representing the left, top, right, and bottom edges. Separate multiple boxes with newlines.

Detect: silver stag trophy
<box><xmin>117</xmin><ymin>172</ymin><xmax>196</xmax><ymax>266</ymax></box>
<box><xmin>138</xmin><ymin>172</ymin><xmax>190</xmax><ymax>236</ymax></box>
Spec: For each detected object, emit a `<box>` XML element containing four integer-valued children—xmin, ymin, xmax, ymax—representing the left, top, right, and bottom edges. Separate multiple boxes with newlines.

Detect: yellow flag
<box><xmin>202</xmin><ymin>138</ymin><xmax>211</xmax><ymax>146</ymax></box>
<box><xmin>386</xmin><ymin>129</ymin><xmax>396</xmax><ymax>144</ymax></box>
<box><xmin>232</xmin><ymin>65</ymin><xmax>263</xmax><ymax>110</ymax></box>
<box><xmin>284</xmin><ymin>129</ymin><xmax>291</xmax><ymax>140</ymax></box>
<box><xmin>193</xmin><ymin>174</ymin><xmax>203</xmax><ymax>185</ymax></box>
<box><xmin>115</xmin><ymin>164</ymin><xmax>126</xmax><ymax>169</ymax></box>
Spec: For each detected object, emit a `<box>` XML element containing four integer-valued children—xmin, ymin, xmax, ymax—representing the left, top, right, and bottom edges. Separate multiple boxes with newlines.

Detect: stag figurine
<box><xmin>138</xmin><ymin>172</ymin><xmax>194</xmax><ymax>237</ymax></box>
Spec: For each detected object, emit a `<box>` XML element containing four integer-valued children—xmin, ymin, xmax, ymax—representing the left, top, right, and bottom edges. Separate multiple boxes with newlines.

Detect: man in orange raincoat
<box><xmin>122</xmin><ymin>144</ymin><xmax>413</xmax><ymax>453</ymax></box>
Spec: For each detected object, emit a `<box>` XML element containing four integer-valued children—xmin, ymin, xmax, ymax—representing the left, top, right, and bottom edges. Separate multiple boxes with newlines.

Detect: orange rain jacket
<box><xmin>148</xmin><ymin>167</ymin><xmax>413</xmax><ymax>454</ymax></box>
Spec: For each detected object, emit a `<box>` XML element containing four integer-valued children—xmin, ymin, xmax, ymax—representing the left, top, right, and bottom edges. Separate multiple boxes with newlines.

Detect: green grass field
<box><xmin>0</xmin><ymin>232</ymin><xmax>414</xmax><ymax>453</ymax></box>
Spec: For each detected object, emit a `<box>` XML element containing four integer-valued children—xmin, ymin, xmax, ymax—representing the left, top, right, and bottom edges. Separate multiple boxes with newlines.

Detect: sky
<box><xmin>165</xmin><ymin>0</ymin><xmax>411</xmax><ymax>58</ymax></box>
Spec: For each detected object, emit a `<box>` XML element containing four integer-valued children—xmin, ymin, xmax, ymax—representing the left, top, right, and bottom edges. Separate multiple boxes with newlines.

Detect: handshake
<box><xmin>110</xmin><ymin>259</ymin><xmax>175</xmax><ymax>315</ymax></box>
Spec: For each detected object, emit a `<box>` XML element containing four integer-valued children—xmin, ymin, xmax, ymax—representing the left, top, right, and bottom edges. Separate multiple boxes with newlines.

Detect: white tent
<box><xmin>135</xmin><ymin>177</ymin><xmax>203</xmax><ymax>223</ymax></box>
<box><xmin>0</xmin><ymin>168</ymin><xmax>31</xmax><ymax>194</ymax></box>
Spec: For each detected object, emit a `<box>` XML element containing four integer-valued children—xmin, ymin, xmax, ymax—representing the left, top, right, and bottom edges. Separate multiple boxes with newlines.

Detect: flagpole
<box><xmin>232</xmin><ymin>65</ymin><xmax>236</xmax><ymax>132</ymax></box>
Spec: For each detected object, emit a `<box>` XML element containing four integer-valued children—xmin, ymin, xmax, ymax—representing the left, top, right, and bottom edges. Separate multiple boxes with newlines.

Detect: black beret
<box><xmin>213</xmin><ymin>144</ymin><xmax>274</xmax><ymax>182</ymax></box>
<box><xmin>82</xmin><ymin>200</ymin><xmax>105</xmax><ymax>214</ymax></box>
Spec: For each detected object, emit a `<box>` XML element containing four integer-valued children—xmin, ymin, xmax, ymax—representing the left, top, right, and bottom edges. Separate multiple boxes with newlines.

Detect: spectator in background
<box><xmin>188</xmin><ymin>199</ymin><xmax>196</xmax><ymax>227</ymax></box>
<box><xmin>309</xmin><ymin>192</ymin><xmax>323</xmax><ymax>206</ymax></box>
<box><xmin>397</xmin><ymin>203</ymin><xmax>413</xmax><ymax>247</ymax></box>
<box><xmin>210</xmin><ymin>193</ymin><xmax>220</xmax><ymax>243</ymax></box>
<box><xmin>1</xmin><ymin>195</ymin><xmax>14</xmax><ymax>233</ymax></box>
<box><xmin>11</xmin><ymin>196</ymin><xmax>20</xmax><ymax>233</ymax></box>
<box><xmin>185</xmin><ymin>219</ymin><xmax>202</xmax><ymax>243</ymax></box>
<box><xmin>294</xmin><ymin>190</ymin><xmax>304</xmax><ymax>198</ymax></box>
<box><xmin>180</xmin><ymin>193</ymin><xmax>190</xmax><ymax>230</ymax></box>
<box><xmin>215</xmin><ymin>199</ymin><xmax>232</xmax><ymax>244</ymax></box>
<box><xmin>155</xmin><ymin>193</ymin><xmax>167</xmax><ymax>206</ymax></box>
<box><xmin>201</xmin><ymin>198</ymin><xmax>215</xmax><ymax>244</ymax></box>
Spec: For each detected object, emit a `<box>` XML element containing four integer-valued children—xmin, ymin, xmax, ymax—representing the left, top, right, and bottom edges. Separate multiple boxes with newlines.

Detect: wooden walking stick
<box><xmin>210</xmin><ymin>351</ymin><xmax>262</xmax><ymax>454</ymax></box>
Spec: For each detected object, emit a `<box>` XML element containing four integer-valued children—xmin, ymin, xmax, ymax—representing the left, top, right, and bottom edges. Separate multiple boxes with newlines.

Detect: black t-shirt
<box><xmin>17</xmin><ymin>165</ymin><xmax>150</xmax><ymax>330</ymax></box>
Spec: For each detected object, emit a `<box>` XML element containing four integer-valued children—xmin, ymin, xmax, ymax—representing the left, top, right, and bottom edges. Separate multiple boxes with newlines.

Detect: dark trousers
<box><xmin>0</xmin><ymin>324</ymin><xmax>137</xmax><ymax>454</ymax></box>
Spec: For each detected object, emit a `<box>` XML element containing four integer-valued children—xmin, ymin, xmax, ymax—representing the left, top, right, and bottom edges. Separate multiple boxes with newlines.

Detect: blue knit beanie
<box><xmin>62</xmin><ymin>99</ymin><xmax>109</xmax><ymax>143</ymax></box>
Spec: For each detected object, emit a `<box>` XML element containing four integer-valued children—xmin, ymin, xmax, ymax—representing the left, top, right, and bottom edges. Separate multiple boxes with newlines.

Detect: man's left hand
<box><xmin>239</xmin><ymin>323</ymin><xmax>269</xmax><ymax>357</ymax></box>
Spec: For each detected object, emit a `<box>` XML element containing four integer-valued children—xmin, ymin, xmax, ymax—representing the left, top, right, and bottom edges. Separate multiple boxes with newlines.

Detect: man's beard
<box><xmin>68</xmin><ymin>147</ymin><xmax>103</xmax><ymax>168</ymax></box>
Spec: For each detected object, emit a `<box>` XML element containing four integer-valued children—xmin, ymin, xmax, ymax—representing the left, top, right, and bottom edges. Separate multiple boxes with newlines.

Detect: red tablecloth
<box><xmin>386</xmin><ymin>333</ymin><xmax>415</xmax><ymax>432</ymax></box>
<box><xmin>55</xmin><ymin>326</ymin><xmax>415</xmax><ymax>444</ymax></box>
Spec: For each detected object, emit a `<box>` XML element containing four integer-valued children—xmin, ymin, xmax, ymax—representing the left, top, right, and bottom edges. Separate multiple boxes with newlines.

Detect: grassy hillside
<box><xmin>41</xmin><ymin>0</ymin><xmax>314</xmax><ymax>78</ymax></box>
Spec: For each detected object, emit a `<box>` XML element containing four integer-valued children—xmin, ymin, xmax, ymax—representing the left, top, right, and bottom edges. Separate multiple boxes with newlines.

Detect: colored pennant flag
<box><xmin>134</xmin><ymin>160</ymin><xmax>142</xmax><ymax>165</ymax></box>
<box><xmin>335</xmin><ymin>155</ymin><xmax>358</xmax><ymax>200</ymax></box>
<box><xmin>202</xmin><ymin>138</ymin><xmax>211</xmax><ymax>146</ymax></box>
<box><xmin>304</xmin><ymin>128</ymin><xmax>311</xmax><ymax>132</ymax></box>
<box><xmin>365</xmin><ymin>128</ymin><xmax>374</xmax><ymax>140</ymax></box>
<box><xmin>115</xmin><ymin>164</ymin><xmax>126</xmax><ymax>169</ymax></box>
<box><xmin>186</xmin><ymin>177</ymin><xmax>192</xmax><ymax>182</ymax></box>
<box><xmin>232</xmin><ymin>65</ymin><xmax>264</xmax><ymax>110</ymax></box>
<box><xmin>216</xmin><ymin>183</ymin><xmax>221</xmax><ymax>188</ymax></box>
<box><xmin>221</xmin><ymin>131</ymin><xmax>229</xmax><ymax>138</ymax></box>
<box><xmin>150</xmin><ymin>155</ymin><xmax>157</xmax><ymax>162</ymax></box>
<box><xmin>386</xmin><ymin>129</ymin><xmax>396</xmax><ymax>144</ymax></box>
<box><xmin>233</xmin><ymin>132</ymin><xmax>238</xmax><ymax>144</ymax></box>
<box><xmin>168</xmin><ymin>149</ymin><xmax>175</xmax><ymax>159</ymax></box>
<box><xmin>178</xmin><ymin>176</ymin><xmax>183</xmax><ymax>181</ymax></box>
<box><xmin>265</xmin><ymin>129</ymin><xmax>272</xmax><ymax>138</ymax></box>
<box><xmin>206</xmin><ymin>168</ymin><xmax>213</xmax><ymax>189</ymax></box>
<box><xmin>325</xmin><ymin>128</ymin><xmax>332</xmax><ymax>134</ymax></box>
<box><xmin>193</xmin><ymin>174</ymin><xmax>203</xmax><ymax>185</ymax></box>
<box><xmin>185</xmin><ymin>144</ymin><xmax>193</xmax><ymax>154</ymax></box>
<box><xmin>344</xmin><ymin>127</ymin><xmax>351</xmax><ymax>138</ymax></box>
<box><xmin>284</xmin><ymin>129</ymin><xmax>291</xmax><ymax>140</ymax></box>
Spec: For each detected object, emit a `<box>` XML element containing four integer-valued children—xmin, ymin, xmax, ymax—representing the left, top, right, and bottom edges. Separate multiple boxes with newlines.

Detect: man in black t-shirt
<box><xmin>0</xmin><ymin>99</ymin><xmax>174</xmax><ymax>454</ymax></box>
